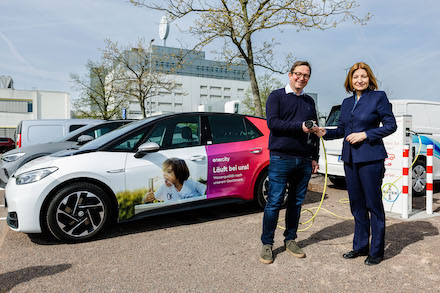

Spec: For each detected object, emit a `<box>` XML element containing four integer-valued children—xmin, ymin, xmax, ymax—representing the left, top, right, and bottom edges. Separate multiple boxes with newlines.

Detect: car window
<box><xmin>207</xmin><ymin>115</ymin><xmax>249</xmax><ymax>144</ymax></box>
<box><xmin>113</xmin><ymin>132</ymin><xmax>146</xmax><ymax>151</ymax></box>
<box><xmin>69</xmin><ymin>124</ymin><xmax>86</xmax><ymax>132</ymax></box>
<box><xmin>244</xmin><ymin>118</ymin><xmax>263</xmax><ymax>140</ymax></box>
<box><xmin>326</xmin><ymin>106</ymin><xmax>341</xmax><ymax>127</ymax></box>
<box><xmin>150</xmin><ymin>116</ymin><xmax>201</xmax><ymax>149</ymax></box>
<box><xmin>68</xmin><ymin>122</ymin><xmax>125</xmax><ymax>141</ymax></box>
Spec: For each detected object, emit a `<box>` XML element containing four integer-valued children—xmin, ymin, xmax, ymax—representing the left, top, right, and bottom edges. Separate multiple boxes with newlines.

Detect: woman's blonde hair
<box><xmin>344</xmin><ymin>62</ymin><xmax>378</xmax><ymax>93</ymax></box>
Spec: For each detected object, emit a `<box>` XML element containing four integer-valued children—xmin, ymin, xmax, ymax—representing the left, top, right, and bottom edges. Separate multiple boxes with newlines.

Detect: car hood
<box><xmin>2</xmin><ymin>141</ymin><xmax>76</xmax><ymax>157</ymax></box>
<box><xmin>14</xmin><ymin>155</ymin><xmax>55</xmax><ymax>176</ymax></box>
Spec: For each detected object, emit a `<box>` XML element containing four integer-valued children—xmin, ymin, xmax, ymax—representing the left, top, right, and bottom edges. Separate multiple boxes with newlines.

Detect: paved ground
<box><xmin>1</xmin><ymin>175</ymin><xmax>440</xmax><ymax>292</ymax></box>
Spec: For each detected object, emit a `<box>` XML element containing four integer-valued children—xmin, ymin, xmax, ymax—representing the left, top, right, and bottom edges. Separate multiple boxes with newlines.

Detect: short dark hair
<box><xmin>162</xmin><ymin>158</ymin><xmax>190</xmax><ymax>183</ymax></box>
<box><xmin>290</xmin><ymin>61</ymin><xmax>312</xmax><ymax>75</ymax></box>
<box><xmin>344</xmin><ymin>62</ymin><xmax>378</xmax><ymax>93</ymax></box>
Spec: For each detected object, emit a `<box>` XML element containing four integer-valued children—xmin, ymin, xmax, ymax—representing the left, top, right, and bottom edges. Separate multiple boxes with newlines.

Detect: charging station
<box><xmin>382</xmin><ymin>115</ymin><xmax>413</xmax><ymax>216</ymax></box>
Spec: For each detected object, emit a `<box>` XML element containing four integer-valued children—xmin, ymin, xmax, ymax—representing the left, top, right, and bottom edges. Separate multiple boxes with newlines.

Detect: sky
<box><xmin>1</xmin><ymin>0</ymin><xmax>439</xmax><ymax>115</ymax></box>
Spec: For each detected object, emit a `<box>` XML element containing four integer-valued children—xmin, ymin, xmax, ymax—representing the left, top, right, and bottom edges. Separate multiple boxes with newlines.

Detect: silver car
<box><xmin>0</xmin><ymin>120</ymin><xmax>133</xmax><ymax>188</ymax></box>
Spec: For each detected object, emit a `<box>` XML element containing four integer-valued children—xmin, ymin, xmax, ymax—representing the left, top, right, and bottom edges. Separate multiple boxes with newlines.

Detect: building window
<box><xmin>27</xmin><ymin>101</ymin><xmax>33</xmax><ymax>112</ymax></box>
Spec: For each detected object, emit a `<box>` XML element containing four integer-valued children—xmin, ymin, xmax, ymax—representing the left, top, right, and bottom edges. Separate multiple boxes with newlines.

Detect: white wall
<box><xmin>0</xmin><ymin>88</ymin><xmax>70</xmax><ymax>138</ymax></box>
<box><xmin>127</xmin><ymin>74</ymin><xmax>250</xmax><ymax>119</ymax></box>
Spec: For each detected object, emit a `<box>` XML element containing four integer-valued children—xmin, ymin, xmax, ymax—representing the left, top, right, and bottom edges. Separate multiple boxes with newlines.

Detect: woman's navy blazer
<box><xmin>324</xmin><ymin>90</ymin><xmax>397</xmax><ymax>163</ymax></box>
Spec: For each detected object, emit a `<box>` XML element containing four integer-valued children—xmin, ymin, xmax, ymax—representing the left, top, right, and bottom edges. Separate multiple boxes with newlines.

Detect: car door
<box><xmin>205</xmin><ymin>114</ymin><xmax>266</xmax><ymax>200</ymax></box>
<box><xmin>117</xmin><ymin>115</ymin><xmax>207</xmax><ymax>220</ymax></box>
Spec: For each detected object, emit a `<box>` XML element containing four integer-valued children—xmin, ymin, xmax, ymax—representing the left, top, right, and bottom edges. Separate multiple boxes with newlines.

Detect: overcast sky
<box><xmin>1</xmin><ymin>0</ymin><xmax>439</xmax><ymax>115</ymax></box>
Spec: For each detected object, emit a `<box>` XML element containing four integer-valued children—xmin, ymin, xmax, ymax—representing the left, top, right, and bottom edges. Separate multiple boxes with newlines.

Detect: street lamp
<box><xmin>147</xmin><ymin>39</ymin><xmax>155</xmax><ymax>117</ymax></box>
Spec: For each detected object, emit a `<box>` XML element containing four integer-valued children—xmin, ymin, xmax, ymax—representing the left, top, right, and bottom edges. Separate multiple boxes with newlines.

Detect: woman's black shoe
<box><xmin>364</xmin><ymin>255</ymin><xmax>383</xmax><ymax>265</ymax></box>
<box><xmin>343</xmin><ymin>250</ymin><xmax>369</xmax><ymax>259</ymax></box>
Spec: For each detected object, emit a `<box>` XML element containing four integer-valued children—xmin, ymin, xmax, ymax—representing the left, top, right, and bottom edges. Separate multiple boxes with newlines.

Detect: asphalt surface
<box><xmin>1</xmin><ymin>175</ymin><xmax>440</xmax><ymax>292</ymax></box>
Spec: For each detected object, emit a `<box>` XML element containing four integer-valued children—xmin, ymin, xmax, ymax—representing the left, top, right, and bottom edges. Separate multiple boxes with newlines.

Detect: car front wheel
<box><xmin>46</xmin><ymin>182</ymin><xmax>111</xmax><ymax>242</ymax></box>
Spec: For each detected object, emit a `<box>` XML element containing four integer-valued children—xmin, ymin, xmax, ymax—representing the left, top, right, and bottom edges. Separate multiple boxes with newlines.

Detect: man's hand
<box><xmin>312</xmin><ymin>160</ymin><xmax>319</xmax><ymax>174</ymax></box>
<box><xmin>302</xmin><ymin>121</ymin><xmax>318</xmax><ymax>134</ymax></box>
<box><xmin>346</xmin><ymin>132</ymin><xmax>367</xmax><ymax>144</ymax></box>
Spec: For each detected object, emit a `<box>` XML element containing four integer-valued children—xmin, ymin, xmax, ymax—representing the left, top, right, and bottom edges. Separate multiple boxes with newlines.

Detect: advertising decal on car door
<box><xmin>114</xmin><ymin>115</ymin><xmax>269</xmax><ymax>221</ymax></box>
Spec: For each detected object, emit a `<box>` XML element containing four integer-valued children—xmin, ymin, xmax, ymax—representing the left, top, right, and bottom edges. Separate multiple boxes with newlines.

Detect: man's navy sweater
<box><xmin>266</xmin><ymin>88</ymin><xmax>319</xmax><ymax>161</ymax></box>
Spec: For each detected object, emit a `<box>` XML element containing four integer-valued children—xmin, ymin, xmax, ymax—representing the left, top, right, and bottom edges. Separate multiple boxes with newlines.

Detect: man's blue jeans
<box><xmin>261</xmin><ymin>156</ymin><xmax>312</xmax><ymax>245</ymax></box>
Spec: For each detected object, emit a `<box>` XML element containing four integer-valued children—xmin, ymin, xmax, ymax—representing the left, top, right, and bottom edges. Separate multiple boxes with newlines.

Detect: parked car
<box><xmin>5</xmin><ymin>112</ymin><xmax>270</xmax><ymax>242</ymax></box>
<box><xmin>319</xmin><ymin>99</ymin><xmax>440</xmax><ymax>196</ymax></box>
<box><xmin>0</xmin><ymin>120</ymin><xmax>133</xmax><ymax>188</ymax></box>
<box><xmin>0</xmin><ymin>137</ymin><xmax>15</xmax><ymax>153</ymax></box>
<box><xmin>15</xmin><ymin>119</ymin><xmax>105</xmax><ymax>148</ymax></box>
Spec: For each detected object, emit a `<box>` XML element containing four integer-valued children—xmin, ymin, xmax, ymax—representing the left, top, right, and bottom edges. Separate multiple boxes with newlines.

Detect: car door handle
<box><xmin>189</xmin><ymin>155</ymin><xmax>205</xmax><ymax>161</ymax></box>
<box><xmin>249</xmin><ymin>147</ymin><xmax>262</xmax><ymax>154</ymax></box>
<box><xmin>106</xmin><ymin>169</ymin><xmax>125</xmax><ymax>173</ymax></box>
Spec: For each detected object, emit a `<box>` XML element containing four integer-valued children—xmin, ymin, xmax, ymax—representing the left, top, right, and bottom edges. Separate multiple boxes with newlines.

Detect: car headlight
<box><xmin>1</xmin><ymin>152</ymin><xmax>26</xmax><ymax>162</ymax></box>
<box><xmin>15</xmin><ymin>167</ymin><xmax>58</xmax><ymax>185</ymax></box>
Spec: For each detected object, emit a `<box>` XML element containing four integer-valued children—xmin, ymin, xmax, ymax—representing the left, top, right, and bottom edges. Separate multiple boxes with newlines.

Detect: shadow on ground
<box><xmin>28</xmin><ymin>190</ymin><xmax>324</xmax><ymax>245</ymax></box>
<box><xmin>0</xmin><ymin>264</ymin><xmax>71</xmax><ymax>293</ymax></box>
<box><xmin>289</xmin><ymin>219</ymin><xmax>439</xmax><ymax>260</ymax></box>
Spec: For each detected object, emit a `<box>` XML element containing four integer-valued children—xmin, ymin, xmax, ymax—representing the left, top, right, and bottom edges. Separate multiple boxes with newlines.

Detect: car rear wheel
<box><xmin>46</xmin><ymin>183</ymin><xmax>111</xmax><ymax>242</ymax></box>
<box><xmin>255</xmin><ymin>169</ymin><xmax>288</xmax><ymax>209</ymax></box>
<box><xmin>329</xmin><ymin>176</ymin><xmax>346</xmax><ymax>188</ymax></box>
<box><xmin>412</xmin><ymin>158</ymin><xmax>426</xmax><ymax>197</ymax></box>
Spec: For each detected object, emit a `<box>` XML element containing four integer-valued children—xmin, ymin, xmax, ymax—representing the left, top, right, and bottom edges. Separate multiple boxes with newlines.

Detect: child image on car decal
<box><xmin>116</xmin><ymin>157</ymin><xmax>208</xmax><ymax>221</ymax></box>
<box><xmin>142</xmin><ymin>158</ymin><xmax>207</xmax><ymax>203</ymax></box>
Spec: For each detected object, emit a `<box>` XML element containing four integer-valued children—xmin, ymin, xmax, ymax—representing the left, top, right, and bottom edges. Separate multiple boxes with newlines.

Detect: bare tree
<box><xmin>102</xmin><ymin>38</ymin><xmax>179</xmax><ymax>118</ymax></box>
<box><xmin>242</xmin><ymin>73</ymin><xmax>283</xmax><ymax>117</ymax></box>
<box><xmin>70</xmin><ymin>59</ymin><xmax>129</xmax><ymax>120</ymax></box>
<box><xmin>129</xmin><ymin>0</ymin><xmax>370</xmax><ymax>117</ymax></box>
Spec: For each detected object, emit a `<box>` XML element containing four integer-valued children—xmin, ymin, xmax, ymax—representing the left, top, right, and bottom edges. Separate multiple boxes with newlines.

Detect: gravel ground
<box><xmin>1</xmin><ymin>175</ymin><xmax>440</xmax><ymax>293</ymax></box>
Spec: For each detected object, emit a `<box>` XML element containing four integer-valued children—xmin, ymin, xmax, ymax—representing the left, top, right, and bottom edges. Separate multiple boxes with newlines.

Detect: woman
<box><xmin>318</xmin><ymin>62</ymin><xmax>397</xmax><ymax>265</ymax></box>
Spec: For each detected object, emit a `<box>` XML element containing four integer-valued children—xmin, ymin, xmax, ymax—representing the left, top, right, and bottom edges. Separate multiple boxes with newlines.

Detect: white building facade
<box><xmin>121</xmin><ymin>46</ymin><xmax>251</xmax><ymax>119</ymax></box>
<box><xmin>0</xmin><ymin>87</ymin><xmax>71</xmax><ymax>139</ymax></box>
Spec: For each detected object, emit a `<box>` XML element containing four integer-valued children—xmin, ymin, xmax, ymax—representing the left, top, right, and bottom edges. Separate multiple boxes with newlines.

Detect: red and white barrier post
<box><xmin>402</xmin><ymin>145</ymin><xmax>410</xmax><ymax>219</ymax></box>
<box><xmin>426</xmin><ymin>145</ymin><xmax>434</xmax><ymax>215</ymax></box>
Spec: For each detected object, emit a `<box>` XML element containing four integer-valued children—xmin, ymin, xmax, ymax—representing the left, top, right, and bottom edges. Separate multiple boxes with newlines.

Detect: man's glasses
<box><xmin>292</xmin><ymin>72</ymin><xmax>310</xmax><ymax>80</ymax></box>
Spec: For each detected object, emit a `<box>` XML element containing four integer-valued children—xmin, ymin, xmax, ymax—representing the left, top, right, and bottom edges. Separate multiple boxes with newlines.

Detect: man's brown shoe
<box><xmin>259</xmin><ymin>244</ymin><xmax>274</xmax><ymax>264</ymax></box>
<box><xmin>284</xmin><ymin>240</ymin><xmax>306</xmax><ymax>258</ymax></box>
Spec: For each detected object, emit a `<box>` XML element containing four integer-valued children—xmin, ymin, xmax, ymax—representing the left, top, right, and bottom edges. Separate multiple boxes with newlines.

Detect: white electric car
<box><xmin>4</xmin><ymin>112</ymin><xmax>271</xmax><ymax>242</ymax></box>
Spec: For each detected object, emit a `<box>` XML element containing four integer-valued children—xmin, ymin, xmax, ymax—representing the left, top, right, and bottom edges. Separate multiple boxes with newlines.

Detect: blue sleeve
<box><xmin>266</xmin><ymin>91</ymin><xmax>303</xmax><ymax>135</ymax></box>
<box><xmin>364</xmin><ymin>92</ymin><xmax>397</xmax><ymax>141</ymax></box>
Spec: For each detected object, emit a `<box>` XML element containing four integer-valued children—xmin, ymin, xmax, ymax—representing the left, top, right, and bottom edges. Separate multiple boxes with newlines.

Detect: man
<box><xmin>260</xmin><ymin>61</ymin><xmax>319</xmax><ymax>264</ymax></box>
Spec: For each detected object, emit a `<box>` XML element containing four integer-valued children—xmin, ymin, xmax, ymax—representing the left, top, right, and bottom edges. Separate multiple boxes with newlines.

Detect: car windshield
<box><xmin>53</xmin><ymin>124</ymin><xmax>98</xmax><ymax>142</ymax></box>
<box><xmin>78</xmin><ymin>117</ymin><xmax>157</xmax><ymax>151</ymax></box>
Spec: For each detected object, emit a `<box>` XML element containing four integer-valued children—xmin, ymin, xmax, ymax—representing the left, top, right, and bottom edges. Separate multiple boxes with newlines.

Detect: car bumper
<box><xmin>4</xmin><ymin>175</ymin><xmax>58</xmax><ymax>233</ymax></box>
<box><xmin>318</xmin><ymin>154</ymin><xmax>345</xmax><ymax>177</ymax></box>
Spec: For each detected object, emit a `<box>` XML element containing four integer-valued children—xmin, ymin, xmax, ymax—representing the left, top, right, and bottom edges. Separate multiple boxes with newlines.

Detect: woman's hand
<box><xmin>346</xmin><ymin>132</ymin><xmax>367</xmax><ymax>144</ymax></box>
<box><xmin>314</xmin><ymin>127</ymin><xmax>326</xmax><ymax>138</ymax></box>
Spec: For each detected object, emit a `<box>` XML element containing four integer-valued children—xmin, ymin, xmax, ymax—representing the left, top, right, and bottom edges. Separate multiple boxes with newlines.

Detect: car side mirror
<box><xmin>134</xmin><ymin>142</ymin><xmax>160</xmax><ymax>158</ymax></box>
<box><xmin>77</xmin><ymin>135</ymin><xmax>94</xmax><ymax>145</ymax></box>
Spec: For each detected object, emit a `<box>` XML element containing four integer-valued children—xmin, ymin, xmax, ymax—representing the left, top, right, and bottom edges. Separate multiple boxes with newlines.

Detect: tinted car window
<box><xmin>150</xmin><ymin>116</ymin><xmax>201</xmax><ymax>149</ymax></box>
<box><xmin>68</xmin><ymin>122</ymin><xmax>126</xmax><ymax>141</ymax></box>
<box><xmin>69</xmin><ymin>124</ymin><xmax>86</xmax><ymax>132</ymax></box>
<box><xmin>326</xmin><ymin>106</ymin><xmax>341</xmax><ymax>127</ymax></box>
<box><xmin>244</xmin><ymin>118</ymin><xmax>263</xmax><ymax>140</ymax></box>
<box><xmin>113</xmin><ymin>132</ymin><xmax>146</xmax><ymax>151</ymax></box>
<box><xmin>208</xmin><ymin>115</ymin><xmax>249</xmax><ymax>144</ymax></box>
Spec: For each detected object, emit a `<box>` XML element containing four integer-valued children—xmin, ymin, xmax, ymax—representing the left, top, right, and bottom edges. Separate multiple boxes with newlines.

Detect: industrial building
<box><xmin>118</xmin><ymin>45</ymin><xmax>252</xmax><ymax>119</ymax></box>
<box><xmin>0</xmin><ymin>76</ymin><xmax>71</xmax><ymax>139</ymax></box>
